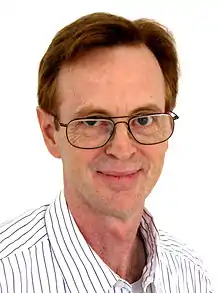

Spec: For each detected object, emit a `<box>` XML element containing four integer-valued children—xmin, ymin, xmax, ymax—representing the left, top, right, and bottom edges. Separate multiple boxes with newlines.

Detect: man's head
<box><xmin>37</xmin><ymin>12</ymin><xmax>179</xmax><ymax>219</ymax></box>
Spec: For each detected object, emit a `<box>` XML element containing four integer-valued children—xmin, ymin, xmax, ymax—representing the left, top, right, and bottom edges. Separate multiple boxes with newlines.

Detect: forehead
<box><xmin>57</xmin><ymin>45</ymin><xmax>166</xmax><ymax>118</ymax></box>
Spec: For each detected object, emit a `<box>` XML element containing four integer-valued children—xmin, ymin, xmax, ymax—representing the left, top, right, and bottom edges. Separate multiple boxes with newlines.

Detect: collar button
<box><xmin>113</xmin><ymin>279</ymin><xmax>131</xmax><ymax>292</ymax></box>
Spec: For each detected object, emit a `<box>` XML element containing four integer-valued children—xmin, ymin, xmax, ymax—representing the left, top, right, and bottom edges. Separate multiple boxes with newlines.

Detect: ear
<box><xmin>36</xmin><ymin>107</ymin><xmax>61</xmax><ymax>158</ymax></box>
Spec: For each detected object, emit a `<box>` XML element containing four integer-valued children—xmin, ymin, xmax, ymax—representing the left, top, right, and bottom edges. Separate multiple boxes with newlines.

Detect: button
<box><xmin>114</xmin><ymin>279</ymin><xmax>131</xmax><ymax>292</ymax></box>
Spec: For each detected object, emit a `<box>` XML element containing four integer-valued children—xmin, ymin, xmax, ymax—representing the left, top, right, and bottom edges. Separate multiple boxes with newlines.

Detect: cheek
<box><xmin>62</xmin><ymin>146</ymin><xmax>100</xmax><ymax>175</ymax></box>
<box><xmin>142</xmin><ymin>143</ymin><xmax>167</xmax><ymax>166</ymax></box>
<box><xmin>154</xmin><ymin>144</ymin><xmax>167</xmax><ymax>159</ymax></box>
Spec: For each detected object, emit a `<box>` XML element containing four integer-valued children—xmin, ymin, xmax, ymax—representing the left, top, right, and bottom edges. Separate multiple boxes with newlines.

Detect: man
<box><xmin>0</xmin><ymin>12</ymin><xmax>214</xmax><ymax>293</ymax></box>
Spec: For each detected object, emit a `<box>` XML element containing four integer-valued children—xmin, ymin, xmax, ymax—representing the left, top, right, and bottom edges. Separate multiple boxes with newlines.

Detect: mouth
<box><xmin>95</xmin><ymin>169</ymin><xmax>142</xmax><ymax>188</ymax></box>
<box><xmin>97</xmin><ymin>170</ymin><xmax>140</xmax><ymax>177</ymax></box>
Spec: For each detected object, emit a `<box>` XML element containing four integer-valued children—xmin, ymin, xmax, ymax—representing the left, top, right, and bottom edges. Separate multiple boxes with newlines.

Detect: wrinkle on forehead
<box><xmin>57</xmin><ymin>45</ymin><xmax>166</xmax><ymax>118</ymax></box>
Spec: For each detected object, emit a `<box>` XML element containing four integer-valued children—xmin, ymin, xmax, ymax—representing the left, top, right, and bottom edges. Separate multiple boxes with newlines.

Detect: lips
<box><xmin>97</xmin><ymin>170</ymin><xmax>139</xmax><ymax>177</ymax></box>
<box><xmin>94</xmin><ymin>169</ymin><xmax>142</xmax><ymax>191</ymax></box>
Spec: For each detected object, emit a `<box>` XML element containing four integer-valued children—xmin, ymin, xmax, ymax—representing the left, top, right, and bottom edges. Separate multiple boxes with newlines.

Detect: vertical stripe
<box><xmin>41</xmin><ymin>241</ymin><xmax>51</xmax><ymax>292</ymax></box>
<box><xmin>198</xmin><ymin>270</ymin><xmax>202</xmax><ymax>293</ymax></box>
<box><xmin>0</xmin><ymin>260</ymin><xmax>8</xmax><ymax>293</ymax></box>
<box><xmin>53</xmin><ymin>202</ymin><xmax>85</xmax><ymax>292</ymax></box>
<box><xmin>8</xmin><ymin>255</ymin><xmax>22</xmax><ymax>293</ymax></box>
<box><xmin>159</xmin><ymin>257</ymin><xmax>166</xmax><ymax>292</ymax></box>
<box><xmin>47</xmin><ymin>206</ymin><xmax>80</xmax><ymax>293</ymax></box>
<box><xmin>21</xmin><ymin>251</ymin><xmax>28</xmax><ymax>293</ymax></box>
<box><xmin>29</xmin><ymin>248</ymin><xmax>36</xmax><ymax>293</ymax></box>
<box><xmin>14</xmin><ymin>254</ymin><xmax>22</xmax><ymax>293</ymax></box>
<box><xmin>87</xmin><ymin>245</ymin><xmax>113</xmax><ymax>286</ymax></box>
<box><xmin>34</xmin><ymin>244</ymin><xmax>45</xmax><ymax>293</ymax></box>
<box><xmin>67</xmin><ymin>210</ymin><xmax>108</xmax><ymax>292</ymax></box>
<box><xmin>59</xmin><ymin>198</ymin><xmax>98</xmax><ymax>292</ymax></box>
<box><xmin>8</xmin><ymin>258</ymin><xmax>15</xmax><ymax>292</ymax></box>
<box><xmin>48</xmin><ymin>242</ymin><xmax>59</xmax><ymax>292</ymax></box>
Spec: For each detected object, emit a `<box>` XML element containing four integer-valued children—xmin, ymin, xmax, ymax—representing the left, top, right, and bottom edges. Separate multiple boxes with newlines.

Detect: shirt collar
<box><xmin>45</xmin><ymin>190</ymin><xmax>162</xmax><ymax>293</ymax></box>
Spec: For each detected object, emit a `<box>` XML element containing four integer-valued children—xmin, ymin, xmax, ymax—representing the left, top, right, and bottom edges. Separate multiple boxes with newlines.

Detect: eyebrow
<box><xmin>73</xmin><ymin>104</ymin><xmax>164</xmax><ymax>118</ymax></box>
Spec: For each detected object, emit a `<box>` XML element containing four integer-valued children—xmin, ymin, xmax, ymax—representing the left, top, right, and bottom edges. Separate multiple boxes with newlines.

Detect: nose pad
<box><xmin>105</xmin><ymin>122</ymin><xmax>137</xmax><ymax>159</ymax></box>
<box><xmin>109</xmin><ymin>121</ymin><xmax>132</xmax><ymax>140</ymax></box>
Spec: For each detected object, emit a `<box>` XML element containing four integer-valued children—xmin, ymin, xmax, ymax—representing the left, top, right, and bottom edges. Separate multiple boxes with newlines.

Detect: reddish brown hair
<box><xmin>38</xmin><ymin>12</ymin><xmax>179</xmax><ymax>120</ymax></box>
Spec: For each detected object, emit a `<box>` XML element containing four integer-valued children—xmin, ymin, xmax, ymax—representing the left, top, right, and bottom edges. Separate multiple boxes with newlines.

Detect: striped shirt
<box><xmin>0</xmin><ymin>190</ymin><xmax>214</xmax><ymax>293</ymax></box>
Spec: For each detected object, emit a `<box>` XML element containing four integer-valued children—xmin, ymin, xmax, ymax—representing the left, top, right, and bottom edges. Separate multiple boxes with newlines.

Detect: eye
<box><xmin>82</xmin><ymin>119</ymin><xmax>111</xmax><ymax>129</ymax></box>
<box><xmin>83</xmin><ymin>120</ymin><xmax>99</xmax><ymax>126</ymax></box>
<box><xmin>135</xmin><ymin>116</ymin><xmax>153</xmax><ymax>126</ymax></box>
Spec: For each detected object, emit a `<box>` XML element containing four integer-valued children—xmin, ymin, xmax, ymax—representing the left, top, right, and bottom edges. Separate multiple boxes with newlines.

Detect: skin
<box><xmin>37</xmin><ymin>44</ymin><xmax>168</xmax><ymax>283</ymax></box>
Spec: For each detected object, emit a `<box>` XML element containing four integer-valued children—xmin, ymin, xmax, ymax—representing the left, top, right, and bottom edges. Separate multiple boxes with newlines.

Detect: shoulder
<box><xmin>0</xmin><ymin>204</ymin><xmax>49</xmax><ymax>260</ymax></box>
<box><xmin>158</xmin><ymin>229</ymin><xmax>203</xmax><ymax>267</ymax></box>
<box><xmin>157</xmin><ymin>229</ymin><xmax>214</xmax><ymax>292</ymax></box>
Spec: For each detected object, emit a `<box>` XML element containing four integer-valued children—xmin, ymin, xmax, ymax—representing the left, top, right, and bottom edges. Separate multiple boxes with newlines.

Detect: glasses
<box><xmin>53</xmin><ymin>112</ymin><xmax>179</xmax><ymax>149</ymax></box>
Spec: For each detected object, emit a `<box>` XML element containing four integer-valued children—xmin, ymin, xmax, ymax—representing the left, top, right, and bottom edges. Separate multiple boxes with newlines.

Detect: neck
<box><xmin>65</xmin><ymin>191</ymin><xmax>146</xmax><ymax>283</ymax></box>
<box><xmin>81</xmin><ymin>217</ymin><xmax>146</xmax><ymax>283</ymax></box>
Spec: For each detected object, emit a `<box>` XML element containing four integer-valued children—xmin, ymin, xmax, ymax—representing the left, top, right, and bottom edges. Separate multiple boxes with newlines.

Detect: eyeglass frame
<box><xmin>52</xmin><ymin>111</ymin><xmax>179</xmax><ymax>150</ymax></box>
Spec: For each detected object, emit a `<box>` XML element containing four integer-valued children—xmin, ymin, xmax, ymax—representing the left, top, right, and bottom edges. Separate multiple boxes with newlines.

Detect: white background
<box><xmin>0</xmin><ymin>0</ymin><xmax>219</xmax><ymax>291</ymax></box>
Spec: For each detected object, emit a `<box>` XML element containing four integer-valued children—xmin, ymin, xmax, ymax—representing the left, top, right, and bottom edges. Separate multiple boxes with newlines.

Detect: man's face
<box><xmin>49</xmin><ymin>45</ymin><xmax>167</xmax><ymax>219</ymax></box>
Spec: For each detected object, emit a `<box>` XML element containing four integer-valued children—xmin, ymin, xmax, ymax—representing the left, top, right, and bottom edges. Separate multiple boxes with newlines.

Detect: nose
<box><xmin>105</xmin><ymin>122</ymin><xmax>137</xmax><ymax>161</ymax></box>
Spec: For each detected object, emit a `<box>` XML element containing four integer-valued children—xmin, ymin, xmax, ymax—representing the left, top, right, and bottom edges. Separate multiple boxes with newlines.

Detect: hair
<box><xmin>38</xmin><ymin>12</ymin><xmax>180</xmax><ymax>126</ymax></box>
